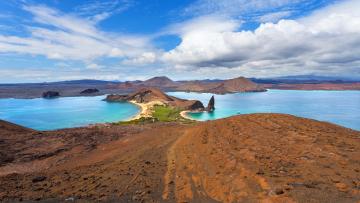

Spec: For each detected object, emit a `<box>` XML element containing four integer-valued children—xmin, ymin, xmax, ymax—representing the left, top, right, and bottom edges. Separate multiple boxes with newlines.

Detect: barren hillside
<box><xmin>0</xmin><ymin>114</ymin><xmax>359</xmax><ymax>202</ymax></box>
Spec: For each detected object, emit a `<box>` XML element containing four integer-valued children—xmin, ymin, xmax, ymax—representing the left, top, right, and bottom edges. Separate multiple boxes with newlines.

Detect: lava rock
<box><xmin>206</xmin><ymin>95</ymin><xmax>215</xmax><ymax>112</ymax></box>
<box><xmin>188</xmin><ymin>100</ymin><xmax>205</xmax><ymax>111</ymax></box>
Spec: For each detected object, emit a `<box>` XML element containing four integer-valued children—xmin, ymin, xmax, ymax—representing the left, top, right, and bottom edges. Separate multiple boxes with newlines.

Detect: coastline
<box><xmin>127</xmin><ymin>100</ymin><xmax>198</xmax><ymax>122</ymax></box>
<box><xmin>127</xmin><ymin>100</ymin><xmax>165</xmax><ymax>121</ymax></box>
<box><xmin>180</xmin><ymin>110</ymin><xmax>197</xmax><ymax>121</ymax></box>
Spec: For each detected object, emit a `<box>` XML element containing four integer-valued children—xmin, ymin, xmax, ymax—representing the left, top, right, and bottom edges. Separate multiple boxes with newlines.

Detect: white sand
<box><xmin>180</xmin><ymin>111</ymin><xmax>197</xmax><ymax>121</ymax></box>
<box><xmin>127</xmin><ymin>100</ymin><xmax>165</xmax><ymax>121</ymax></box>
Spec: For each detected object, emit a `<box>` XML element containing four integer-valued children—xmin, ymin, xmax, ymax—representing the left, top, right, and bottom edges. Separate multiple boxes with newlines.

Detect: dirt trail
<box><xmin>0</xmin><ymin>122</ymin><xmax>187</xmax><ymax>202</ymax></box>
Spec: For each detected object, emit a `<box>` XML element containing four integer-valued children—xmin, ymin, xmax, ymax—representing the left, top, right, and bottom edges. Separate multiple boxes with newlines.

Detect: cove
<box><xmin>0</xmin><ymin>96</ymin><xmax>140</xmax><ymax>130</ymax></box>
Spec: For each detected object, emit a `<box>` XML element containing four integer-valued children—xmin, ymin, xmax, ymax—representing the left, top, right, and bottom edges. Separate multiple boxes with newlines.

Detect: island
<box><xmin>80</xmin><ymin>88</ymin><xmax>99</xmax><ymax>94</ymax></box>
<box><xmin>42</xmin><ymin>91</ymin><xmax>60</xmax><ymax>98</ymax></box>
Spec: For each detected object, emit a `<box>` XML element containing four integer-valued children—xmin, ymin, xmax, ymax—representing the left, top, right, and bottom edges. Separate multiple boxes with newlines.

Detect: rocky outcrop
<box><xmin>188</xmin><ymin>101</ymin><xmax>205</xmax><ymax>111</ymax></box>
<box><xmin>80</xmin><ymin>88</ymin><xmax>99</xmax><ymax>94</ymax></box>
<box><xmin>175</xmin><ymin>100</ymin><xmax>205</xmax><ymax>111</ymax></box>
<box><xmin>42</xmin><ymin>91</ymin><xmax>60</xmax><ymax>98</ymax></box>
<box><xmin>205</xmin><ymin>95</ymin><xmax>215</xmax><ymax>112</ymax></box>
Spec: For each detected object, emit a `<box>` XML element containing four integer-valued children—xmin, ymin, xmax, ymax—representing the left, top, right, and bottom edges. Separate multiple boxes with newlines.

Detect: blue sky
<box><xmin>0</xmin><ymin>0</ymin><xmax>359</xmax><ymax>82</ymax></box>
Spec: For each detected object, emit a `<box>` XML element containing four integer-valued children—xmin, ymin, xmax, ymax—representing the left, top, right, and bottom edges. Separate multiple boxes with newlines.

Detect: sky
<box><xmin>0</xmin><ymin>0</ymin><xmax>359</xmax><ymax>83</ymax></box>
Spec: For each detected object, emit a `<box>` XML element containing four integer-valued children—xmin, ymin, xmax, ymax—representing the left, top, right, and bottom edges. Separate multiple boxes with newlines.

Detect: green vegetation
<box><xmin>115</xmin><ymin>104</ymin><xmax>195</xmax><ymax>125</ymax></box>
<box><xmin>115</xmin><ymin>117</ymin><xmax>158</xmax><ymax>125</ymax></box>
<box><xmin>152</xmin><ymin>105</ymin><xmax>182</xmax><ymax>122</ymax></box>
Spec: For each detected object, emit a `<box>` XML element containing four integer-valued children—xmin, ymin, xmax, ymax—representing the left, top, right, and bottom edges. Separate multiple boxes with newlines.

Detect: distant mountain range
<box><xmin>107</xmin><ymin>76</ymin><xmax>266</xmax><ymax>94</ymax></box>
<box><xmin>1</xmin><ymin>75</ymin><xmax>358</xmax><ymax>86</ymax></box>
<box><xmin>0</xmin><ymin>75</ymin><xmax>359</xmax><ymax>99</ymax></box>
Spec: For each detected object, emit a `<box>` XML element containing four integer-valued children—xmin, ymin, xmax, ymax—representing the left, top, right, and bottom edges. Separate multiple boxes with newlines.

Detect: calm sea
<box><xmin>0</xmin><ymin>95</ymin><xmax>139</xmax><ymax>130</ymax></box>
<box><xmin>168</xmin><ymin>90</ymin><xmax>360</xmax><ymax>131</ymax></box>
<box><xmin>0</xmin><ymin>90</ymin><xmax>359</xmax><ymax>131</ymax></box>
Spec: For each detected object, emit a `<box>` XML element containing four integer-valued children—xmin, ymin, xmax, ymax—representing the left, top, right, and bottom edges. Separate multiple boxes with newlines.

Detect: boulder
<box><xmin>206</xmin><ymin>96</ymin><xmax>215</xmax><ymax>112</ymax></box>
<box><xmin>42</xmin><ymin>91</ymin><xmax>60</xmax><ymax>98</ymax></box>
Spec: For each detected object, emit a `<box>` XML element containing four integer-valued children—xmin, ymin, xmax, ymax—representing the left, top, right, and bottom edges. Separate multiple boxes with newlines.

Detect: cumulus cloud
<box><xmin>0</xmin><ymin>5</ymin><xmax>152</xmax><ymax>62</ymax></box>
<box><xmin>0</xmin><ymin>0</ymin><xmax>359</xmax><ymax>81</ymax></box>
<box><xmin>0</xmin><ymin>67</ymin><xmax>137</xmax><ymax>83</ymax></box>
<box><xmin>162</xmin><ymin>0</ymin><xmax>360</xmax><ymax>77</ymax></box>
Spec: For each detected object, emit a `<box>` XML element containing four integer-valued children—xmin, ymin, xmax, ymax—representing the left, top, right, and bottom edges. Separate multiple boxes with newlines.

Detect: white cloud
<box><xmin>122</xmin><ymin>52</ymin><xmax>157</xmax><ymax>66</ymax></box>
<box><xmin>258</xmin><ymin>11</ymin><xmax>291</xmax><ymax>23</ymax></box>
<box><xmin>161</xmin><ymin>0</ymin><xmax>360</xmax><ymax>78</ymax></box>
<box><xmin>182</xmin><ymin>0</ymin><xmax>313</xmax><ymax>22</ymax></box>
<box><xmin>0</xmin><ymin>5</ymin><xmax>153</xmax><ymax>62</ymax></box>
<box><xmin>1</xmin><ymin>0</ymin><xmax>359</xmax><ymax>81</ymax></box>
<box><xmin>75</xmin><ymin>0</ymin><xmax>133</xmax><ymax>22</ymax></box>
<box><xmin>0</xmin><ymin>67</ymin><xmax>132</xmax><ymax>83</ymax></box>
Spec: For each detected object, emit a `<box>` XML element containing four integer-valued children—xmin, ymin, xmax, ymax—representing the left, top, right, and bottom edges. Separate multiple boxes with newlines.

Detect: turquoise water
<box><xmin>0</xmin><ymin>96</ymin><xmax>140</xmax><ymax>130</ymax></box>
<box><xmin>168</xmin><ymin>90</ymin><xmax>360</xmax><ymax>130</ymax></box>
